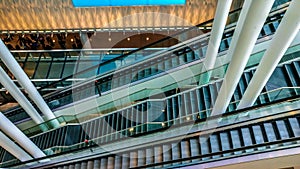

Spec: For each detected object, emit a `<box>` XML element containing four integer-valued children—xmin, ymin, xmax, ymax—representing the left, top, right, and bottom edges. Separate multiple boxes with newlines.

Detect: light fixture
<box><xmin>127</xmin><ymin>37</ymin><xmax>130</xmax><ymax>41</ymax></box>
<box><xmin>129</xmin><ymin>128</ymin><xmax>134</xmax><ymax>132</ymax></box>
<box><xmin>108</xmin><ymin>31</ymin><xmax>112</xmax><ymax>41</ymax></box>
<box><xmin>52</xmin><ymin>39</ymin><xmax>56</xmax><ymax>43</ymax></box>
<box><xmin>70</xmin><ymin>38</ymin><xmax>74</xmax><ymax>42</ymax></box>
<box><xmin>146</xmin><ymin>37</ymin><xmax>150</xmax><ymax>41</ymax></box>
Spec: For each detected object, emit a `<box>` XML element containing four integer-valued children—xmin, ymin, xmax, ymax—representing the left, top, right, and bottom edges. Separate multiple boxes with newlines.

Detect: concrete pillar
<box><xmin>199</xmin><ymin>0</ymin><xmax>233</xmax><ymax>85</ymax></box>
<box><xmin>80</xmin><ymin>32</ymin><xmax>92</xmax><ymax>49</ymax></box>
<box><xmin>0</xmin><ymin>40</ymin><xmax>60</xmax><ymax>128</ymax></box>
<box><xmin>237</xmin><ymin>0</ymin><xmax>300</xmax><ymax>109</ymax></box>
<box><xmin>0</xmin><ymin>131</ymin><xmax>33</xmax><ymax>162</ymax></box>
<box><xmin>0</xmin><ymin>112</ymin><xmax>46</xmax><ymax>159</ymax></box>
<box><xmin>0</xmin><ymin>66</ymin><xmax>48</xmax><ymax>131</ymax></box>
<box><xmin>211</xmin><ymin>0</ymin><xmax>275</xmax><ymax>115</ymax></box>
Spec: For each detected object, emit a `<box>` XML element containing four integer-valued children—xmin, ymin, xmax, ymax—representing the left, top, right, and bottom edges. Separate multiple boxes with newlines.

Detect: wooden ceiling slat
<box><xmin>0</xmin><ymin>0</ymin><xmax>243</xmax><ymax>31</ymax></box>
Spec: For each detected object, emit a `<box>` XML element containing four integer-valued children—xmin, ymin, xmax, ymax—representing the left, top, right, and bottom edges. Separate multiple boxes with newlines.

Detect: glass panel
<box><xmin>230</xmin><ymin>130</ymin><xmax>242</xmax><ymax>149</ymax></box>
<box><xmin>34</xmin><ymin>61</ymin><xmax>51</xmax><ymax>79</ymax></box>
<box><xmin>264</xmin><ymin>123</ymin><xmax>277</xmax><ymax>142</ymax></box>
<box><xmin>62</xmin><ymin>61</ymin><xmax>77</xmax><ymax>78</ymax></box>
<box><xmin>199</xmin><ymin>136</ymin><xmax>210</xmax><ymax>157</ymax></box>
<box><xmin>75</xmin><ymin>55</ymin><xmax>101</xmax><ymax>78</ymax></box>
<box><xmin>252</xmin><ymin>125</ymin><xmax>265</xmax><ymax>144</ymax></box>
<box><xmin>241</xmin><ymin>128</ymin><xmax>253</xmax><ymax>146</ymax></box>
<box><xmin>48</xmin><ymin>61</ymin><xmax>64</xmax><ymax>79</ymax></box>
<box><xmin>276</xmin><ymin>120</ymin><xmax>290</xmax><ymax>139</ymax></box>
<box><xmin>23</xmin><ymin>61</ymin><xmax>36</xmax><ymax>78</ymax></box>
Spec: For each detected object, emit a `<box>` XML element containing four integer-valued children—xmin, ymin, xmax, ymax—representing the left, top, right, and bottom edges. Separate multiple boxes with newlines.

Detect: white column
<box><xmin>0</xmin><ymin>40</ymin><xmax>60</xmax><ymax>128</ymax></box>
<box><xmin>80</xmin><ymin>32</ymin><xmax>92</xmax><ymax>49</ymax></box>
<box><xmin>237</xmin><ymin>0</ymin><xmax>300</xmax><ymax>109</ymax></box>
<box><xmin>0</xmin><ymin>131</ymin><xmax>33</xmax><ymax>162</ymax></box>
<box><xmin>0</xmin><ymin>113</ymin><xmax>46</xmax><ymax>159</ymax></box>
<box><xmin>0</xmin><ymin>66</ymin><xmax>48</xmax><ymax>131</ymax></box>
<box><xmin>199</xmin><ymin>0</ymin><xmax>233</xmax><ymax>85</ymax></box>
<box><xmin>211</xmin><ymin>0</ymin><xmax>275</xmax><ymax>115</ymax></box>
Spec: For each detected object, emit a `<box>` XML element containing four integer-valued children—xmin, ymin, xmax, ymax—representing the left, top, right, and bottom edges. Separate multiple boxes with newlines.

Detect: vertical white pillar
<box><xmin>0</xmin><ymin>66</ymin><xmax>47</xmax><ymax>131</ymax></box>
<box><xmin>237</xmin><ymin>0</ymin><xmax>300</xmax><ymax>109</ymax></box>
<box><xmin>0</xmin><ymin>131</ymin><xmax>33</xmax><ymax>162</ymax></box>
<box><xmin>80</xmin><ymin>32</ymin><xmax>92</xmax><ymax>49</ymax></box>
<box><xmin>0</xmin><ymin>113</ymin><xmax>46</xmax><ymax>159</ymax></box>
<box><xmin>0</xmin><ymin>40</ymin><xmax>60</xmax><ymax>128</ymax></box>
<box><xmin>199</xmin><ymin>0</ymin><xmax>233</xmax><ymax>85</ymax></box>
<box><xmin>211</xmin><ymin>0</ymin><xmax>275</xmax><ymax>115</ymax></box>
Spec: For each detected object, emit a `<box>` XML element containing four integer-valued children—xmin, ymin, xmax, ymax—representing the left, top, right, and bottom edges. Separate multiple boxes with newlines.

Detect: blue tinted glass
<box><xmin>72</xmin><ymin>0</ymin><xmax>185</xmax><ymax>7</ymax></box>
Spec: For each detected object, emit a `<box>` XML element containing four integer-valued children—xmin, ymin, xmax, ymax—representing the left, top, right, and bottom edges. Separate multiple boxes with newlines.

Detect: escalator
<box><xmin>1</xmin><ymin>4</ymin><xmax>289</xmax><ymax>125</ymax></box>
<box><xmin>0</xmin><ymin>57</ymin><xmax>299</xmax><ymax>167</ymax></box>
<box><xmin>1</xmin><ymin>88</ymin><xmax>299</xmax><ymax>167</ymax></box>
<box><xmin>0</xmin><ymin>2</ymin><xmax>299</xmax><ymax>166</ymax></box>
<box><xmin>62</xmin><ymin>111</ymin><xmax>299</xmax><ymax>169</ymax></box>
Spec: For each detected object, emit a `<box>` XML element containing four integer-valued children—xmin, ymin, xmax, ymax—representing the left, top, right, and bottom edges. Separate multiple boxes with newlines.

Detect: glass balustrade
<box><xmin>17</xmin><ymin>87</ymin><xmax>300</xmax><ymax>166</ymax></box>
<box><xmin>20</xmin><ymin>86</ymin><xmax>300</xmax><ymax>152</ymax></box>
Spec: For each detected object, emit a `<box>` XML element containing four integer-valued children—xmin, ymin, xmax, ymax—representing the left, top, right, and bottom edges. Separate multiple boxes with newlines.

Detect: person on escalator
<box><xmin>84</xmin><ymin>139</ymin><xmax>93</xmax><ymax>152</ymax></box>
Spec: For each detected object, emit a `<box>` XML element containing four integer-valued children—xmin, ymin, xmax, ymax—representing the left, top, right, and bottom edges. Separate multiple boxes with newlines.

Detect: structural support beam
<box><xmin>0</xmin><ymin>66</ymin><xmax>47</xmax><ymax>131</ymax></box>
<box><xmin>80</xmin><ymin>32</ymin><xmax>92</xmax><ymax>49</ymax></box>
<box><xmin>199</xmin><ymin>0</ymin><xmax>233</xmax><ymax>85</ymax></box>
<box><xmin>211</xmin><ymin>0</ymin><xmax>275</xmax><ymax>115</ymax></box>
<box><xmin>0</xmin><ymin>112</ymin><xmax>46</xmax><ymax>159</ymax></box>
<box><xmin>0</xmin><ymin>131</ymin><xmax>33</xmax><ymax>162</ymax></box>
<box><xmin>237</xmin><ymin>0</ymin><xmax>300</xmax><ymax>109</ymax></box>
<box><xmin>0</xmin><ymin>40</ymin><xmax>60</xmax><ymax>128</ymax></box>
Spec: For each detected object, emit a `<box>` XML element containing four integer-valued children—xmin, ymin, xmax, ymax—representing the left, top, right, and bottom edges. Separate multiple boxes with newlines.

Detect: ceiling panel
<box><xmin>0</xmin><ymin>0</ymin><xmax>244</xmax><ymax>32</ymax></box>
